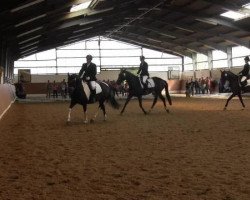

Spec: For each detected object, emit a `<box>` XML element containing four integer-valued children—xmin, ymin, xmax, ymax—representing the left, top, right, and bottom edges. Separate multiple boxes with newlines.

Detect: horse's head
<box><xmin>67</xmin><ymin>73</ymin><xmax>80</xmax><ymax>95</ymax></box>
<box><xmin>116</xmin><ymin>69</ymin><xmax>127</xmax><ymax>85</ymax></box>
<box><xmin>220</xmin><ymin>70</ymin><xmax>231</xmax><ymax>85</ymax></box>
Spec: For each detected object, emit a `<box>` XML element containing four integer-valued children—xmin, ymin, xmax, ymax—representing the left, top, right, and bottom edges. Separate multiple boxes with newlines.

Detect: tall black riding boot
<box><xmin>89</xmin><ymin>89</ymin><xmax>96</xmax><ymax>103</ymax></box>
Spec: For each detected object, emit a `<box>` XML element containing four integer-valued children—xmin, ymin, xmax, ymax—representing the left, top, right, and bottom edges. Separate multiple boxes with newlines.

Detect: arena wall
<box><xmin>0</xmin><ymin>84</ymin><xmax>16</xmax><ymax>120</ymax></box>
<box><xmin>14</xmin><ymin>67</ymin><xmax>243</xmax><ymax>94</ymax></box>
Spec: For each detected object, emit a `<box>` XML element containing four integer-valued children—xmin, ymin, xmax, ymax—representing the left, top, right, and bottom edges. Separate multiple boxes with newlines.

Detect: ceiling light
<box><xmin>68</xmin><ymin>33</ymin><xmax>86</xmax><ymax>40</ymax></box>
<box><xmin>70</xmin><ymin>0</ymin><xmax>92</xmax><ymax>12</ymax></box>
<box><xmin>147</xmin><ymin>38</ymin><xmax>161</xmax><ymax>43</ymax></box>
<box><xmin>175</xmin><ymin>26</ymin><xmax>194</xmax><ymax>33</ymax></box>
<box><xmin>20</xmin><ymin>50</ymin><xmax>38</xmax><ymax>58</ymax></box>
<box><xmin>73</xmin><ymin>27</ymin><xmax>93</xmax><ymax>33</ymax></box>
<box><xmin>80</xmin><ymin>18</ymin><xmax>102</xmax><ymax>26</ymax></box>
<box><xmin>19</xmin><ymin>41</ymin><xmax>40</xmax><ymax>49</ymax></box>
<box><xmin>18</xmin><ymin>35</ymin><xmax>42</xmax><ymax>44</ymax></box>
<box><xmin>220</xmin><ymin>11</ymin><xmax>249</xmax><ymax>20</ymax></box>
<box><xmin>195</xmin><ymin>18</ymin><xmax>218</xmax><ymax>25</ymax></box>
<box><xmin>11</xmin><ymin>0</ymin><xmax>45</xmax><ymax>13</ymax></box>
<box><xmin>17</xmin><ymin>26</ymin><xmax>43</xmax><ymax>38</ymax></box>
<box><xmin>15</xmin><ymin>14</ymin><xmax>47</xmax><ymax>27</ymax></box>
<box><xmin>63</xmin><ymin>39</ymin><xmax>80</xmax><ymax>44</ymax></box>
<box><xmin>21</xmin><ymin>46</ymin><xmax>38</xmax><ymax>54</ymax></box>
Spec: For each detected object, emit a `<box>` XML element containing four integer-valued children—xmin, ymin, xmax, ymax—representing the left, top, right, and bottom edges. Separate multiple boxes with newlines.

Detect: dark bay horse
<box><xmin>67</xmin><ymin>74</ymin><xmax>119</xmax><ymax>123</ymax></box>
<box><xmin>220</xmin><ymin>70</ymin><xmax>250</xmax><ymax>110</ymax></box>
<box><xmin>116</xmin><ymin>69</ymin><xmax>172</xmax><ymax>114</ymax></box>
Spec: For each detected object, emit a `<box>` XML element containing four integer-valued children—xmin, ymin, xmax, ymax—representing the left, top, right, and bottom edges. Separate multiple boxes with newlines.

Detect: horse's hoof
<box><xmin>90</xmin><ymin>119</ymin><xmax>94</xmax><ymax>123</ymax></box>
<box><xmin>66</xmin><ymin>121</ymin><xmax>70</xmax><ymax>125</ymax></box>
<box><xmin>84</xmin><ymin>120</ymin><xmax>88</xmax><ymax>124</ymax></box>
<box><xmin>223</xmin><ymin>107</ymin><xmax>227</xmax><ymax>111</ymax></box>
<box><xmin>166</xmin><ymin>109</ymin><xmax>170</xmax><ymax>113</ymax></box>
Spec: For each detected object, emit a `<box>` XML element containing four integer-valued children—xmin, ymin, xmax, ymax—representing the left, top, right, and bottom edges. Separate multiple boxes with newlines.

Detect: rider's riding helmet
<box><xmin>86</xmin><ymin>55</ymin><xmax>93</xmax><ymax>60</ymax></box>
<box><xmin>244</xmin><ymin>56</ymin><xmax>249</xmax><ymax>62</ymax></box>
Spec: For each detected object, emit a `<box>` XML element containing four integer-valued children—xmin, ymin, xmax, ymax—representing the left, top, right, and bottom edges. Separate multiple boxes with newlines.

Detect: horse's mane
<box><xmin>224</xmin><ymin>70</ymin><xmax>238</xmax><ymax>78</ymax></box>
<box><xmin>123</xmin><ymin>70</ymin><xmax>136</xmax><ymax>77</ymax></box>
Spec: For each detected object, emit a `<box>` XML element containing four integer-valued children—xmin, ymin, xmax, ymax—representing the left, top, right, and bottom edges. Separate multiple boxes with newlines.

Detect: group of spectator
<box><xmin>186</xmin><ymin>77</ymin><xmax>216</xmax><ymax>97</ymax></box>
<box><xmin>46</xmin><ymin>79</ymin><xmax>67</xmax><ymax>99</ymax></box>
<box><xmin>102</xmin><ymin>79</ymin><xmax>129</xmax><ymax>97</ymax></box>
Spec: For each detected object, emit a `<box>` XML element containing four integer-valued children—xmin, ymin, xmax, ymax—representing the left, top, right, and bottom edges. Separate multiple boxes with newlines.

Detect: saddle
<box><xmin>81</xmin><ymin>81</ymin><xmax>102</xmax><ymax>101</ymax></box>
<box><xmin>138</xmin><ymin>77</ymin><xmax>155</xmax><ymax>90</ymax></box>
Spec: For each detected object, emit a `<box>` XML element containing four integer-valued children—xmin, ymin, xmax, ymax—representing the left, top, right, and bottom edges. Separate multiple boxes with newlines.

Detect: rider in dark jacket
<box><xmin>137</xmin><ymin>56</ymin><xmax>149</xmax><ymax>90</ymax></box>
<box><xmin>238</xmin><ymin>56</ymin><xmax>250</xmax><ymax>88</ymax></box>
<box><xmin>79</xmin><ymin>55</ymin><xmax>97</xmax><ymax>103</ymax></box>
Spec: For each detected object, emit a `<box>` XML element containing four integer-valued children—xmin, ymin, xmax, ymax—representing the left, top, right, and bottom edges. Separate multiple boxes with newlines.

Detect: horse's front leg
<box><xmin>138</xmin><ymin>96</ymin><xmax>147</xmax><ymax>115</ymax></box>
<box><xmin>121</xmin><ymin>93</ymin><xmax>133</xmax><ymax>115</ymax></box>
<box><xmin>67</xmin><ymin>101</ymin><xmax>76</xmax><ymax>122</ymax></box>
<box><xmin>224</xmin><ymin>93</ymin><xmax>236</xmax><ymax>110</ymax></box>
<box><xmin>83</xmin><ymin>104</ymin><xmax>88</xmax><ymax>123</ymax></box>
<box><xmin>237</xmin><ymin>93</ymin><xmax>245</xmax><ymax>110</ymax></box>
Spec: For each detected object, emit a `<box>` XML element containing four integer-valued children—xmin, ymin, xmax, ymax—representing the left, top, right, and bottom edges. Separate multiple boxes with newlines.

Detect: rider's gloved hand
<box><xmin>86</xmin><ymin>76</ymin><xmax>90</xmax><ymax>81</ymax></box>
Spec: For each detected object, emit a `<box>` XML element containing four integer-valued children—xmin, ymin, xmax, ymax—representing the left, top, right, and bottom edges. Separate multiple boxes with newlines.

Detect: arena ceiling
<box><xmin>1</xmin><ymin>0</ymin><xmax>250</xmax><ymax>60</ymax></box>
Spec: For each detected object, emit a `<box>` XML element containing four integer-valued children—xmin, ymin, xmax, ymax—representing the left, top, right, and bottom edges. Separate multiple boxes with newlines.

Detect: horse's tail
<box><xmin>108</xmin><ymin>86</ymin><xmax>120</xmax><ymax>109</ymax></box>
<box><xmin>164</xmin><ymin>81</ymin><xmax>172</xmax><ymax>105</ymax></box>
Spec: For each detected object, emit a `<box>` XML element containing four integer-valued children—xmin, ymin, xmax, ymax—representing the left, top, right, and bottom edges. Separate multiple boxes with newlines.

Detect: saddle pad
<box><xmin>96</xmin><ymin>82</ymin><xmax>102</xmax><ymax>94</ymax></box>
<box><xmin>147</xmin><ymin>78</ymin><xmax>155</xmax><ymax>88</ymax></box>
<box><xmin>247</xmin><ymin>79</ymin><xmax>250</xmax><ymax>86</ymax></box>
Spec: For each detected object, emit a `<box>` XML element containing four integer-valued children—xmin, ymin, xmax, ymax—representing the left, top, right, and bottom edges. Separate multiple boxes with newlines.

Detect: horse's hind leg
<box><xmin>100</xmin><ymin>102</ymin><xmax>107</xmax><ymax>121</ymax></box>
<box><xmin>67</xmin><ymin>101</ymin><xmax>76</xmax><ymax>122</ymax></box>
<box><xmin>237</xmin><ymin>93</ymin><xmax>245</xmax><ymax>110</ymax></box>
<box><xmin>148</xmin><ymin>95</ymin><xmax>158</xmax><ymax>113</ymax></box>
<box><xmin>159</xmin><ymin>93</ymin><xmax>169</xmax><ymax>113</ymax></box>
<box><xmin>224</xmin><ymin>93</ymin><xmax>235</xmax><ymax>110</ymax></box>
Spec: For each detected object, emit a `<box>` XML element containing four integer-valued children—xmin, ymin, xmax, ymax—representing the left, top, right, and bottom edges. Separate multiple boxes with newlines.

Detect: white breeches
<box><xmin>241</xmin><ymin>76</ymin><xmax>247</xmax><ymax>82</ymax></box>
<box><xmin>89</xmin><ymin>81</ymin><xmax>96</xmax><ymax>90</ymax></box>
<box><xmin>142</xmin><ymin>76</ymin><xmax>148</xmax><ymax>84</ymax></box>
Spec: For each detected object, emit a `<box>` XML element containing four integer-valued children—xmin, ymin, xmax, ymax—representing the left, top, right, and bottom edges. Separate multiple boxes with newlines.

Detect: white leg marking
<box><xmin>67</xmin><ymin>108</ymin><xmax>72</xmax><ymax>122</ymax></box>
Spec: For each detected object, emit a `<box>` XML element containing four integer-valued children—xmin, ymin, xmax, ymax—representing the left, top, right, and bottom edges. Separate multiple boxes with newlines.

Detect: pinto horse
<box><xmin>67</xmin><ymin>74</ymin><xmax>119</xmax><ymax>123</ymax></box>
<box><xmin>220</xmin><ymin>70</ymin><xmax>250</xmax><ymax>110</ymax></box>
<box><xmin>116</xmin><ymin>69</ymin><xmax>172</xmax><ymax>114</ymax></box>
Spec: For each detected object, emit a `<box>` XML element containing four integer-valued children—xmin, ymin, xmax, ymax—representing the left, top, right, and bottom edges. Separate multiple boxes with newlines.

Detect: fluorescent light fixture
<box><xmin>21</xmin><ymin>46</ymin><xmax>38</xmax><ymax>54</ymax></box>
<box><xmin>195</xmin><ymin>18</ymin><xmax>218</xmax><ymax>25</ymax></box>
<box><xmin>175</xmin><ymin>26</ymin><xmax>194</xmax><ymax>33</ymax></box>
<box><xmin>80</xmin><ymin>18</ymin><xmax>102</xmax><ymax>26</ymax></box>
<box><xmin>159</xmin><ymin>33</ymin><xmax>176</xmax><ymax>39</ymax></box>
<box><xmin>19</xmin><ymin>41</ymin><xmax>40</xmax><ymax>49</ymax></box>
<box><xmin>147</xmin><ymin>38</ymin><xmax>161</xmax><ymax>43</ymax></box>
<box><xmin>73</xmin><ymin>27</ymin><xmax>93</xmax><ymax>33</ymax></box>
<box><xmin>18</xmin><ymin>35</ymin><xmax>42</xmax><ymax>44</ymax></box>
<box><xmin>63</xmin><ymin>39</ymin><xmax>79</xmax><ymax>44</ymax></box>
<box><xmin>17</xmin><ymin>26</ymin><xmax>43</xmax><ymax>38</ymax></box>
<box><xmin>70</xmin><ymin>0</ymin><xmax>92</xmax><ymax>12</ymax></box>
<box><xmin>68</xmin><ymin>33</ymin><xmax>86</xmax><ymax>40</ymax></box>
<box><xmin>11</xmin><ymin>0</ymin><xmax>45</xmax><ymax>13</ymax></box>
<box><xmin>20</xmin><ymin>50</ymin><xmax>37</xmax><ymax>58</ymax></box>
<box><xmin>220</xmin><ymin>11</ymin><xmax>249</xmax><ymax>20</ymax></box>
<box><xmin>138</xmin><ymin>8</ymin><xmax>161</xmax><ymax>11</ymax></box>
<box><xmin>15</xmin><ymin>14</ymin><xmax>47</xmax><ymax>27</ymax></box>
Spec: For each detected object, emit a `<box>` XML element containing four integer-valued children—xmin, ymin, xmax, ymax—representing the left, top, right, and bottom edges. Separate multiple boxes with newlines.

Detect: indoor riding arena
<box><xmin>1</xmin><ymin>1</ymin><xmax>250</xmax><ymax>200</ymax></box>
